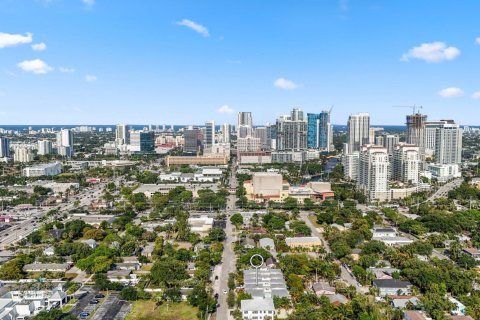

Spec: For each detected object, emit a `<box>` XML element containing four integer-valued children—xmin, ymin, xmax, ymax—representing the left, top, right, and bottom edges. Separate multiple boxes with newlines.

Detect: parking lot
<box><xmin>91</xmin><ymin>293</ymin><xmax>130</xmax><ymax>320</ymax></box>
<box><xmin>68</xmin><ymin>286</ymin><xmax>104</xmax><ymax>319</ymax></box>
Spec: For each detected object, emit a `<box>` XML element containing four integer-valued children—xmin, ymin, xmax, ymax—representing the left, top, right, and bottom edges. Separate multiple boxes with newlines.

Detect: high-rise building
<box><xmin>238</xmin><ymin>125</ymin><xmax>252</xmax><ymax>138</ymax></box>
<box><xmin>116</xmin><ymin>124</ymin><xmax>130</xmax><ymax>145</ymax></box>
<box><xmin>184</xmin><ymin>128</ymin><xmax>203</xmax><ymax>153</ymax></box>
<box><xmin>266</xmin><ymin>123</ymin><xmax>277</xmax><ymax>150</ymax></box>
<box><xmin>375</xmin><ymin>135</ymin><xmax>384</xmax><ymax>147</ymax></box>
<box><xmin>14</xmin><ymin>147</ymin><xmax>34</xmax><ymax>163</ymax></box>
<box><xmin>384</xmin><ymin>135</ymin><xmax>400</xmax><ymax>155</ymax></box>
<box><xmin>56</xmin><ymin>129</ymin><xmax>74</xmax><ymax>157</ymax></box>
<box><xmin>346</xmin><ymin>113</ymin><xmax>370</xmax><ymax>153</ymax></box>
<box><xmin>237</xmin><ymin>112</ymin><xmax>253</xmax><ymax>128</ymax></box>
<box><xmin>343</xmin><ymin>152</ymin><xmax>359</xmax><ymax>180</ymax></box>
<box><xmin>0</xmin><ymin>137</ymin><xmax>10</xmax><ymax>158</ymax></box>
<box><xmin>392</xmin><ymin>144</ymin><xmax>420</xmax><ymax>185</ymax></box>
<box><xmin>307</xmin><ymin>111</ymin><xmax>333</xmax><ymax>151</ymax></box>
<box><xmin>406</xmin><ymin>113</ymin><xmax>427</xmax><ymax>157</ymax></box>
<box><xmin>369</xmin><ymin>128</ymin><xmax>383</xmax><ymax>145</ymax></box>
<box><xmin>290</xmin><ymin>108</ymin><xmax>304</xmax><ymax>121</ymax></box>
<box><xmin>425</xmin><ymin>120</ymin><xmax>447</xmax><ymax>155</ymax></box>
<box><xmin>237</xmin><ymin>136</ymin><xmax>261</xmax><ymax>152</ymax></box>
<box><xmin>357</xmin><ymin>145</ymin><xmax>390</xmax><ymax>202</ymax></box>
<box><xmin>38</xmin><ymin>140</ymin><xmax>53</xmax><ymax>155</ymax></box>
<box><xmin>254</xmin><ymin>127</ymin><xmax>268</xmax><ymax>149</ymax></box>
<box><xmin>435</xmin><ymin>121</ymin><xmax>462</xmax><ymax>164</ymax></box>
<box><xmin>205</xmin><ymin>121</ymin><xmax>215</xmax><ymax>146</ymax></box>
<box><xmin>130</xmin><ymin>131</ymin><xmax>155</xmax><ymax>153</ymax></box>
<box><xmin>276</xmin><ymin>108</ymin><xmax>307</xmax><ymax>151</ymax></box>
<box><xmin>221</xmin><ymin>123</ymin><xmax>231</xmax><ymax>143</ymax></box>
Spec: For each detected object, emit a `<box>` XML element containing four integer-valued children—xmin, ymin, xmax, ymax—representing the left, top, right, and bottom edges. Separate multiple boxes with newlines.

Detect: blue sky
<box><xmin>0</xmin><ymin>0</ymin><xmax>479</xmax><ymax>125</ymax></box>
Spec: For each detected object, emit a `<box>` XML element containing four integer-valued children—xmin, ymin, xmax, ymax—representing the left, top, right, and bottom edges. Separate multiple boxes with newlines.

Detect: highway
<box><xmin>0</xmin><ymin>183</ymin><xmax>105</xmax><ymax>249</ymax></box>
<box><xmin>426</xmin><ymin>178</ymin><xmax>463</xmax><ymax>203</ymax></box>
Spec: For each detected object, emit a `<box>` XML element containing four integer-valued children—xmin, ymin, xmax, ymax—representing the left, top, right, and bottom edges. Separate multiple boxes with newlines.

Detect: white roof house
<box><xmin>81</xmin><ymin>239</ymin><xmax>97</xmax><ymax>249</ymax></box>
<box><xmin>43</xmin><ymin>246</ymin><xmax>55</xmax><ymax>256</ymax></box>
<box><xmin>259</xmin><ymin>238</ymin><xmax>275</xmax><ymax>251</ymax></box>
<box><xmin>188</xmin><ymin>216</ymin><xmax>214</xmax><ymax>235</ymax></box>
<box><xmin>372</xmin><ymin>236</ymin><xmax>414</xmax><ymax>247</ymax></box>
<box><xmin>372</xmin><ymin>227</ymin><xmax>397</xmax><ymax>238</ymax></box>
<box><xmin>241</xmin><ymin>297</ymin><xmax>275</xmax><ymax>320</ymax></box>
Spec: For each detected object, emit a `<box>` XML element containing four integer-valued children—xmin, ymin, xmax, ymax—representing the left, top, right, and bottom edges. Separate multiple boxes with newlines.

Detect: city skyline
<box><xmin>0</xmin><ymin>1</ymin><xmax>480</xmax><ymax>125</ymax></box>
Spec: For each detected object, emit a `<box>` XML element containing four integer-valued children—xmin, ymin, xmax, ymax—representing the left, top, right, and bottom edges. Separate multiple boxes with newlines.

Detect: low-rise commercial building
<box><xmin>238</xmin><ymin>151</ymin><xmax>272</xmax><ymax>165</ymax></box>
<box><xmin>133</xmin><ymin>183</ymin><xmax>218</xmax><ymax>198</ymax></box>
<box><xmin>22</xmin><ymin>163</ymin><xmax>62</xmax><ymax>177</ymax></box>
<box><xmin>426</xmin><ymin>163</ymin><xmax>461</xmax><ymax>183</ymax></box>
<box><xmin>165</xmin><ymin>155</ymin><xmax>228</xmax><ymax>168</ymax></box>
<box><xmin>0</xmin><ymin>286</ymin><xmax>67</xmax><ymax>319</ymax></box>
<box><xmin>244</xmin><ymin>172</ymin><xmax>334</xmax><ymax>204</ymax></box>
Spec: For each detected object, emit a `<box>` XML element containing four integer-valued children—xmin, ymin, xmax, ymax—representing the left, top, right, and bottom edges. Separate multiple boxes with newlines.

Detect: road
<box><xmin>0</xmin><ymin>209</ymin><xmax>47</xmax><ymax>248</ymax></box>
<box><xmin>0</xmin><ymin>183</ymin><xmax>105</xmax><ymax>249</ymax></box>
<box><xmin>215</xmin><ymin>160</ymin><xmax>238</xmax><ymax>320</ymax></box>
<box><xmin>427</xmin><ymin>178</ymin><xmax>463</xmax><ymax>203</ymax></box>
<box><xmin>300</xmin><ymin>211</ymin><xmax>365</xmax><ymax>293</ymax></box>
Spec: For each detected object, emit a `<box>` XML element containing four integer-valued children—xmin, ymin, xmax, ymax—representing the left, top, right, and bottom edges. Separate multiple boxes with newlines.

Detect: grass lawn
<box><xmin>140</xmin><ymin>263</ymin><xmax>153</xmax><ymax>271</ymax></box>
<box><xmin>308</xmin><ymin>215</ymin><xmax>320</xmax><ymax>228</ymax></box>
<box><xmin>126</xmin><ymin>301</ymin><xmax>198</xmax><ymax>320</ymax></box>
<box><xmin>61</xmin><ymin>299</ymin><xmax>78</xmax><ymax>313</ymax></box>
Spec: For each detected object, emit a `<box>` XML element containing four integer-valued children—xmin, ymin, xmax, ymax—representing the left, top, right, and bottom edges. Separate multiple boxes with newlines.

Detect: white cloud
<box><xmin>472</xmin><ymin>91</ymin><xmax>480</xmax><ymax>99</ymax></box>
<box><xmin>82</xmin><ymin>0</ymin><xmax>95</xmax><ymax>6</ymax></box>
<box><xmin>31</xmin><ymin>42</ymin><xmax>47</xmax><ymax>51</ymax></box>
<box><xmin>438</xmin><ymin>87</ymin><xmax>464</xmax><ymax>98</ymax></box>
<box><xmin>17</xmin><ymin>59</ymin><xmax>53</xmax><ymax>74</ymax></box>
<box><xmin>273</xmin><ymin>77</ymin><xmax>299</xmax><ymax>90</ymax></box>
<box><xmin>59</xmin><ymin>67</ymin><xmax>75</xmax><ymax>73</ymax></box>
<box><xmin>217</xmin><ymin>105</ymin><xmax>235</xmax><ymax>114</ymax></box>
<box><xmin>401</xmin><ymin>42</ymin><xmax>460</xmax><ymax>63</ymax></box>
<box><xmin>0</xmin><ymin>32</ymin><xmax>33</xmax><ymax>48</ymax></box>
<box><xmin>476</xmin><ymin>37</ymin><xmax>480</xmax><ymax>45</ymax></box>
<box><xmin>176</xmin><ymin>19</ymin><xmax>209</xmax><ymax>37</ymax></box>
<box><xmin>85</xmin><ymin>75</ymin><xmax>97</xmax><ymax>82</ymax></box>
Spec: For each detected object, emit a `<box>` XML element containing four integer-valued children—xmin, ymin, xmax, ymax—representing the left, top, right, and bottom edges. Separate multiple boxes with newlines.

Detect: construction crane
<box><xmin>393</xmin><ymin>105</ymin><xmax>423</xmax><ymax>114</ymax></box>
